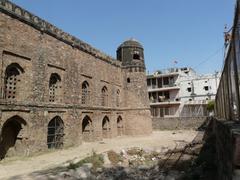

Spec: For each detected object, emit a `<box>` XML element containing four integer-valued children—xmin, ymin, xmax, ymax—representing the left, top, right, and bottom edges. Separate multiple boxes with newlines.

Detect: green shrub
<box><xmin>207</xmin><ymin>100</ymin><xmax>215</xmax><ymax>112</ymax></box>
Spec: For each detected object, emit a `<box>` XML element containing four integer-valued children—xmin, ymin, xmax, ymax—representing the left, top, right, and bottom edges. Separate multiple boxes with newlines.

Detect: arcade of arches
<box><xmin>0</xmin><ymin>0</ymin><xmax>153</xmax><ymax>161</ymax></box>
<box><xmin>0</xmin><ymin>114</ymin><xmax>124</xmax><ymax>159</ymax></box>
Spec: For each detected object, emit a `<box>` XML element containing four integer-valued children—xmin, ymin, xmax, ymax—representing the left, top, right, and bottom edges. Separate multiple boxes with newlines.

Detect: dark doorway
<box><xmin>82</xmin><ymin>116</ymin><xmax>93</xmax><ymax>142</ymax></box>
<box><xmin>102</xmin><ymin>116</ymin><xmax>110</xmax><ymax>138</ymax></box>
<box><xmin>0</xmin><ymin>116</ymin><xmax>26</xmax><ymax>160</ymax></box>
<box><xmin>117</xmin><ymin>116</ymin><xmax>123</xmax><ymax>136</ymax></box>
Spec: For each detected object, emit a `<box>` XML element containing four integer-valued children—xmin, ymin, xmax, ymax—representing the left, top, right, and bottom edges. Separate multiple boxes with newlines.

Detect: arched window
<box><xmin>102</xmin><ymin>116</ymin><xmax>110</xmax><ymax>138</ymax></box>
<box><xmin>116</xmin><ymin>90</ymin><xmax>120</xmax><ymax>107</ymax></box>
<box><xmin>101</xmin><ymin>86</ymin><xmax>108</xmax><ymax>106</ymax></box>
<box><xmin>4</xmin><ymin>63</ymin><xmax>24</xmax><ymax>100</ymax></box>
<box><xmin>49</xmin><ymin>73</ymin><xmax>61</xmax><ymax>102</ymax></box>
<box><xmin>47</xmin><ymin>116</ymin><xmax>64</xmax><ymax>149</ymax></box>
<box><xmin>82</xmin><ymin>81</ymin><xmax>90</xmax><ymax>105</ymax></box>
<box><xmin>82</xmin><ymin>116</ymin><xmax>93</xmax><ymax>142</ymax></box>
<box><xmin>117</xmin><ymin>116</ymin><xmax>123</xmax><ymax>136</ymax></box>
<box><xmin>133</xmin><ymin>50</ymin><xmax>140</xmax><ymax>60</ymax></box>
<box><xmin>0</xmin><ymin>115</ymin><xmax>27</xmax><ymax>159</ymax></box>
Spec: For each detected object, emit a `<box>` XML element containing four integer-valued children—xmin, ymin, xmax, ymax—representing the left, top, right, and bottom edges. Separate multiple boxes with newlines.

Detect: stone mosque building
<box><xmin>0</xmin><ymin>0</ymin><xmax>152</xmax><ymax>159</ymax></box>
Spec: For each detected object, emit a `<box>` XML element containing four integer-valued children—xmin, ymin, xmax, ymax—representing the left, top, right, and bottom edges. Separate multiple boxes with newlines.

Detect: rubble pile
<box><xmin>29</xmin><ymin>140</ymin><xmax>204</xmax><ymax>180</ymax></box>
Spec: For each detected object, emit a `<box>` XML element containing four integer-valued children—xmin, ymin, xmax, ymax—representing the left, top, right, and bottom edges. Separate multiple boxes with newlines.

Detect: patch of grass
<box><xmin>107</xmin><ymin>150</ymin><xmax>123</xmax><ymax>165</ymax></box>
<box><xmin>68</xmin><ymin>151</ymin><xmax>104</xmax><ymax>170</ymax></box>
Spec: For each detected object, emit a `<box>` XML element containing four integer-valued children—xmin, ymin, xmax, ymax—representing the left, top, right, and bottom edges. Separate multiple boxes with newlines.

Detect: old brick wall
<box><xmin>204</xmin><ymin>118</ymin><xmax>240</xmax><ymax>180</ymax></box>
<box><xmin>213</xmin><ymin>119</ymin><xmax>234</xmax><ymax>180</ymax></box>
<box><xmin>152</xmin><ymin>117</ymin><xmax>207</xmax><ymax>130</ymax></box>
<box><xmin>123</xmin><ymin>69</ymin><xmax>152</xmax><ymax>135</ymax></box>
<box><xmin>0</xmin><ymin>0</ymin><xmax>152</xmax><ymax>158</ymax></box>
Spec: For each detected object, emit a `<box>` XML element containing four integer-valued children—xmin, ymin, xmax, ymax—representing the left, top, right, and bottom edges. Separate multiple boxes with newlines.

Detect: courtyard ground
<box><xmin>0</xmin><ymin>130</ymin><xmax>197</xmax><ymax>179</ymax></box>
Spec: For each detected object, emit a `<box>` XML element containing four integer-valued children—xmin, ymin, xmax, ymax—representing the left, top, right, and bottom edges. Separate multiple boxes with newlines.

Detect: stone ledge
<box><xmin>0</xmin><ymin>101</ymin><xmax>126</xmax><ymax>111</ymax></box>
<box><xmin>0</xmin><ymin>0</ymin><xmax>120</xmax><ymax>67</ymax></box>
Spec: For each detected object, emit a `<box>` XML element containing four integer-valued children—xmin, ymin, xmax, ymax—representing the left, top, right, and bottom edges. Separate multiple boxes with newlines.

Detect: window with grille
<box><xmin>47</xmin><ymin>116</ymin><xmax>64</xmax><ymax>149</ymax></box>
<box><xmin>82</xmin><ymin>81</ymin><xmax>90</xmax><ymax>105</ymax></box>
<box><xmin>4</xmin><ymin>64</ymin><xmax>23</xmax><ymax>100</ymax></box>
<box><xmin>101</xmin><ymin>86</ymin><xmax>108</xmax><ymax>106</ymax></box>
<box><xmin>49</xmin><ymin>73</ymin><xmax>61</xmax><ymax>102</ymax></box>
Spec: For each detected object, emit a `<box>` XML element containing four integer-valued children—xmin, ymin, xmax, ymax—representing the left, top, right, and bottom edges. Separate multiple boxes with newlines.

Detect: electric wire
<box><xmin>193</xmin><ymin>45</ymin><xmax>225</xmax><ymax>70</ymax></box>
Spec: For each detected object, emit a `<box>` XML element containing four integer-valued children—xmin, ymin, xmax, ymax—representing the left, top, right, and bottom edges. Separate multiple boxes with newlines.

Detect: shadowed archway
<box><xmin>0</xmin><ymin>116</ymin><xmax>27</xmax><ymax>160</ymax></box>
<box><xmin>117</xmin><ymin>116</ymin><xmax>124</xmax><ymax>136</ymax></box>
<box><xmin>82</xmin><ymin>115</ymin><xmax>93</xmax><ymax>142</ymax></box>
<box><xmin>102</xmin><ymin>116</ymin><xmax>111</xmax><ymax>138</ymax></box>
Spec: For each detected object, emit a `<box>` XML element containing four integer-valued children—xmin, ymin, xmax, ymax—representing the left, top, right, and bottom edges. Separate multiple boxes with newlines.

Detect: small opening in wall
<box><xmin>127</xmin><ymin>78</ymin><xmax>130</xmax><ymax>83</ymax></box>
<box><xmin>187</xmin><ymin>87</ymin><xmax>192</xmax><ymax>92</ymax></box>
<box><xmin>204</xmin><ymin>86</ymin><xmax>209</xmax><ymax>91</ymax></box>
<box><xmin>133</xmin><ymin>54</ymin><xmax>140</xmax><ymax>60</ymax></box>
<box><xmin>133</xmin><ymin>51</ymin><xmax>140</xmax><ymax>60</ymax></box>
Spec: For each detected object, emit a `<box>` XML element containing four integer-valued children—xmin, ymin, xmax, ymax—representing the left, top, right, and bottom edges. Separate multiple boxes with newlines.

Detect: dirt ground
<box><xmin>0</xmin><ymin>130</ymin><xmax>197</xmax><ymax>179</ymax></box>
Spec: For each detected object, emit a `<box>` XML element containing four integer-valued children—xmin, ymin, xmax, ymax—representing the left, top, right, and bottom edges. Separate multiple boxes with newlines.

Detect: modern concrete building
<box><xmin>147</xmin><ymin>67</ymin><xmax>220</xmax><ymax>118</ymax></box>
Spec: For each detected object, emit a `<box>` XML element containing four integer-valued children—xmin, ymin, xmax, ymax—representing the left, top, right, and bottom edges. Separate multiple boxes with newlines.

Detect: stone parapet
<box><xmin>0</xmin><ymin>0</ymin><xmax>120</xmax><ymax>67</ymax></box>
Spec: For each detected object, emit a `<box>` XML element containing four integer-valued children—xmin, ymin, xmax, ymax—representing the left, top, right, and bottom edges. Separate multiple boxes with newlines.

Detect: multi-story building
<box><xmin>147</xmin><ymin>67</ymin><xmax>220</xmax><ymax>118</ymax></box>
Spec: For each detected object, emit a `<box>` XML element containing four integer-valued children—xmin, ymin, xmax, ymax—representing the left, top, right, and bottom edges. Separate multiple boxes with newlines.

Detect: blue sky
<box><xmin>11</xmin><ymin>0</ymin><xmax>235</xmax><ymax>74</ymax></box>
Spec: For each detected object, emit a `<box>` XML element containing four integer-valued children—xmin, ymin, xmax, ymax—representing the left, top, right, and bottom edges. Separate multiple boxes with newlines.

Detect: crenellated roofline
<box><xmin>0</xmin><ymin>0</ymin><xmax>121</xmax><ymax>67</ymax></box>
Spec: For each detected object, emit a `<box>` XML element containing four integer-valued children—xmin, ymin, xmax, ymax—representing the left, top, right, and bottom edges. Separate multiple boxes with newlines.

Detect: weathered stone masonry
<box><xmin>0</xmin><ymin>0</ymin><xmax>152</xmax><ymax>159</ymax></box>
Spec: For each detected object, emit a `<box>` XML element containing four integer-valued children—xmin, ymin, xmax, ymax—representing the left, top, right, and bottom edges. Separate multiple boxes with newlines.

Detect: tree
<box><xmin>207</xmin><ymin>100</ymin><xmax>215</xmax><ymax>112</ymax></box>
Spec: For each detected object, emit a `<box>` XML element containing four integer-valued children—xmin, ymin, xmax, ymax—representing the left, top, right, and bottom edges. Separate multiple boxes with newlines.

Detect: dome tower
<box><xmin>117</xmin><ymin>38</ymin><xmax>145</xmax><ymax>71</ymax></box>
<box><xmin>117</xmin><ymin>39</ymin><xmax>152</xmax><ymax>135</ymax></box>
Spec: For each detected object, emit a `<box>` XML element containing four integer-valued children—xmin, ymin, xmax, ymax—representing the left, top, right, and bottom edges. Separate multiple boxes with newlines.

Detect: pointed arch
<box><xmin>0</xmin><ymin>115</ymin><xmax>27</xmax><ymax>159</ymax></box>
<box><xmin>49</xmin><ymin>73</ymin><xmax>62</xmax><ymax>102</ymax></box>
<box><xmin>102</xmin><ymin>116</ymin><xmax>110</xmax><ymax>138</ymax></box>
<box><xmin>117</xmin><ymin>116</ymin><xmax>124</xmax><ymax>136</ymax></box>
<box><xmin>82</xmin><ymin>81</ymin><xmax>90</xmax><ymax>105</ymax></box>
<box><xmin>101</xmin><ymin>86</ymin><xmax>108</xmax><ymax>106</ymax></box>
<box><xmin>82</xmin><ymin>115</ymin><xmax>93</xmax><ymax>142</ymax></box>
<box><xmin>4</xmin><ymin>63</ymin><xmax>24</xmax><ymax>100</ymax></box>
<box><xmin>47</xmin><ymin>116</ymin><xmax>64</xmax><ymax>149</ymax></box>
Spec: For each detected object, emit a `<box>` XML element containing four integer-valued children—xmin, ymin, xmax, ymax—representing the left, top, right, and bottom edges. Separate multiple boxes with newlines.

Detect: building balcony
<box><xmin>149</xmin><ymin>99</ymin><xmax>181</xmax><ymax>106</ymax></box>
<box><xmin>148</xmin><ymin>85</ymin><xmax>180</xmax><ymax>92</ymax></box>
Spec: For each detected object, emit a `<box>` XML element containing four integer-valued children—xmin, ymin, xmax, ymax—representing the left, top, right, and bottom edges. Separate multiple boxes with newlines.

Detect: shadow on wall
<box><xmin>183</xmin><ymin>118</ymin><xmax>217</xmax><ymax>179</ymax></box>
<box><xmin>10</xmin><ymin>119</ymin><xmax>215</xmax><ymax>180</ymax></box>
<box><xmin>0</xmin><ymin>116</ymin><xmax>27</xmax><ymax>160</ymax></box>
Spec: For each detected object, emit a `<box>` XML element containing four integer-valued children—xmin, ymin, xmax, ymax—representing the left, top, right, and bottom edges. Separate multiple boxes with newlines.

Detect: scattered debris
<box><xmin>17</xmin><ymin>132</ymin><xmax>209</xmax><ymax>179</ymax></box>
